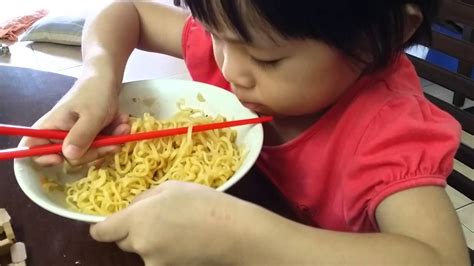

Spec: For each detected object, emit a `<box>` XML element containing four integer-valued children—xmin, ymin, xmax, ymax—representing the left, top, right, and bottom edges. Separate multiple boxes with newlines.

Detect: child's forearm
<box><xmin>231</xmin><ymin>203</ymin><xmax>464</xmax><ymax>266</ymax></box>
<box><xmin>80</xmin><ymin>1</ymin><xmax>188</xmax><ymax>92</ymax></box>
<box><xmin>80</xmin><ymin>1</ymin><xmax>139</xmax><ymax>90</ymax></box>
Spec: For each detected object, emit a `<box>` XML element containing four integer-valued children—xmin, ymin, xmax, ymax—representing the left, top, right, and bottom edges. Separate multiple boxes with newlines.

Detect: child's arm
<box><xmin>27</xmin><ymin>1</ymin><xmax>189</xmax><ymax>166</ymax></box>
<box><xmin>237</xmin><ymin>185</ymin><xmax>469</xmax><ymax>266</ymax></box>
<box><xmin>81</xmin><ymin>1</ymin><xmax>189</xmax><ymax>86</ymax></box>
<box><xmin>90</xmin><ymin>182</ymin><xmax>470</xmax><ymax>266</ymax></box>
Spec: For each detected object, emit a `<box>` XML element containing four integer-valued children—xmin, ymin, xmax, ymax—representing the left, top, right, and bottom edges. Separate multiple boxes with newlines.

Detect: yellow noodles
<box><xmin>55</xmin><ymin>103</ymin><xmax>246</xmax><ymax>215</ymax></box>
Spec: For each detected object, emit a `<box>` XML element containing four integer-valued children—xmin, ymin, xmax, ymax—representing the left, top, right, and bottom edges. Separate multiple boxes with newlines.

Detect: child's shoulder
<box><xmin>355</xmin><ymin>55</ymin><xmax>426</xmax><ymax>108</ymax></box>
<box><xmin>335</xmin><ymin>54</ymin><xmax>461</xmax><ymax>159</ymax></box>
<box><xmin>348</xmin><ymin>55</ymin><xmax>457</xmax><ymax>129</ymax></box>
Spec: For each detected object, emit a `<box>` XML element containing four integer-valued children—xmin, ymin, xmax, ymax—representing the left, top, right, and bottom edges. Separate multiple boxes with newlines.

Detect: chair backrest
<box><xmin>407</xmin><ymin>0</ymin><xmax>474</xmax><ymax>200</ymax></box>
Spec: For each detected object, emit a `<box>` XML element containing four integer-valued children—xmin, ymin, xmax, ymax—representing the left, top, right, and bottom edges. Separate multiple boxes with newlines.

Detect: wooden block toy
<box><xmin>0</xmin><ymin>209</ymin><xmax>10</xmax><ymax>234</ymax></box>
<box><xmin>11</xmin><ymin>242</ymin><xmax>27</xmax><ymax>263</ymax></box>
<box><xmin>8</xmin><ymin>262</ymin><xmax>26</xmax><ymax>266</ymax></box>
<box><xmin>0</xmin><ymin>209</ymin><xmax>27</xmax><ymax>265</ymax></box>
<box><xmin>3</xmin><ymin>222</ymin><xmax>16</xmax><ymax>242</ymax></box>
<box><xmin>10</xmin><ymin>242</ymin><xmax>27</xmax><ymax>264</ymax></box>
<box><xmin>0</xmin><ymin>237</ymin><xmax>14</xmax><ymax>256</ymax></box>
<box><xmin>1</xmin><ymin>214</ymin><xmax>15</xmax><ymax>256</ymax></box>
<box><xmin>0</xmin><ymin>209</ymin><xmax>10</xmax><ymax>223</ymax></box>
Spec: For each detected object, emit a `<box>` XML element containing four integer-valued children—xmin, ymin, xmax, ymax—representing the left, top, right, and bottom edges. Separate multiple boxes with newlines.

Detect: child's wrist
<box><xmin>81</xmin><ymin>55</ymin><xmax>123</xmax><ymax>90</ymax></box>
<box><xmin>224</xmin><ymin>200</ymin><xmax>282</xmax><ymax>265</ymax></box>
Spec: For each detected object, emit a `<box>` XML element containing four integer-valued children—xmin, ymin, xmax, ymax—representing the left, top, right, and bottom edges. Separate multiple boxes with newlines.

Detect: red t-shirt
<box><xmin>182</xmin><ymin>17</ymin><xmax>461</xmax><ymax>232</ymax></box>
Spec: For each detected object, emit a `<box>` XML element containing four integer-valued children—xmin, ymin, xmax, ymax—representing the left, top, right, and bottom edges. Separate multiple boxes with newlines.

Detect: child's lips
<box><xmin>241</xmin><ymin>102</ymin><xmax>264</xmax><ymax>112</ymax></box>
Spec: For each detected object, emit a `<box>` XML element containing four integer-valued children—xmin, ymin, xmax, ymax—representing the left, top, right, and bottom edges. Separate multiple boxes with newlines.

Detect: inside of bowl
<box><xmin>14</xmin><ymin>157</ymin><xmax>106</xmax><ymax>223</ymax></box>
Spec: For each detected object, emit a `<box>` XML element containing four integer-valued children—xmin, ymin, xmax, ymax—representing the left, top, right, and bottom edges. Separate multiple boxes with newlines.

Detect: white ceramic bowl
<box><xmin>14</xmin><ymin>79</ymin><xmax>264</xmax><ymax>223</ymax></box>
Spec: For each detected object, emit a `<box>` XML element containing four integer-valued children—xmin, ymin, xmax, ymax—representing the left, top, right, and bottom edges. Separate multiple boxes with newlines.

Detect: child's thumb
<box><xmin>62</xmin><ymin>116</ymin><xmax>104</xmax><ymax>160</ymax></box>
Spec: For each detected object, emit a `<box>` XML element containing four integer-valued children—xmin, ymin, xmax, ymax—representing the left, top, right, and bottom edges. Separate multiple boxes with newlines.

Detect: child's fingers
<box><xmin>25</xmin><ymin>136</ymin><xmax>53</xmax><ymax>165</ymax></box>
<box><xmin>90</xmin><ymin>208</ymin><xmax>131</xmax><ymax>243</ymax></box>
<box><xmin>102</xmin><ymin>113</ymin><xmax>130</xmax><ymax>135</ymax></box>
<box><xmin>29</xmin><ymin>112</ymin><xmax>129</xmax><ymax>166</ymax></box>
<box><xmin>132</xmin><ymin>181</ymin><xmax>190</xmax><ymax>204</ymax></box>
<box><xmin>65</xmin><ymin>145</ymin><xmax>121</xmax><ymax>166</ymax></box>
<box><xmin>34</xmin><ymin>154</ymin><xmax>64</xmax><ymax>166</ymax></box>
<box><xmin>115</xmin><ymin>238</ymin><xmax>136</xmax><ymax>253</ymax></box>
<box><xmin>65</xmin><ymin>123</ymin><xmax>129</xmax><ymax>166</ymax></box>
<box><xmin>62</xmin><ymin>115</ymin><xmax>105</xmax><ymax>160</ymax></box>
<box><xmin>26</xmin><ymin>119</ymin><xmax>69</xmax><ymax>166</ymax></box>
<box><xmin>112</xmin><ymin>122</ymin><xmax>131</xmax><ymax>136</ymax></box>
<box><xmin>113</xmin><ymin>113</ymin><xmax>130</xmax><ymax>127</ymax></box>
<box><xmin>25</xmin><ymin>118</ymin><xmax>65</xmax><ymax>147</ymax></box>
<box><xmin>131</xmin><ymin>186</ymin><xmax>163</xmax><ymax>205</ymax></box>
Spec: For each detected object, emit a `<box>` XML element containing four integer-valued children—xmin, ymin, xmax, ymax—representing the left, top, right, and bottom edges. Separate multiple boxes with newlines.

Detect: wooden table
<box><xmin>0</xmin><ymin>65</ymin><xmax>294</xmax><ymax>266</ymax></box>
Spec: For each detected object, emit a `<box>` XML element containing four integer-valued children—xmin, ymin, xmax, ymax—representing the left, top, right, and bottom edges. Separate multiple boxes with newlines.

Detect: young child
<box><xmin>28</xmin><ymin>0</ymin><xmax>470</xmax><ymax>265</ymax></box>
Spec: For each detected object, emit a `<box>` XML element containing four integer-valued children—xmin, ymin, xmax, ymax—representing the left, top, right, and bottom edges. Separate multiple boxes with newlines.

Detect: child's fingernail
<box><xmin>120</xmin><ymin>128</ymin><xmax>129</xmax><ymax>135</ymax></box>
<box><xmin>103</xmin><ymin>146</ymin><xmax>119</xmax><ymax>153</ymax></box>
<box><xmin>64</xmin><ymin>145</ymin><xmax>81</xmax><ymax>160</ymax></box>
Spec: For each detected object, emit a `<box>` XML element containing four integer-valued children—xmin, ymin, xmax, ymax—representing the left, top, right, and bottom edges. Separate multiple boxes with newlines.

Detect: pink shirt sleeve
<box><xmin>343</xmin><ymin>95</ymin><xmax>461</xmax><ymax>230</ymax></box>
<box><xmin>181</xmin><ymin>16</ymin><xmax>231</xmax><ymax>91</ymax></box>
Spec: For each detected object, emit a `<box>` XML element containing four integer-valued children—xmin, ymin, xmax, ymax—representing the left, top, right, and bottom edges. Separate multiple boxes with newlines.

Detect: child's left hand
<box><xmin>89</xmin><ymin>181</ymin><xmax>248</xmax><ymax>266</ymax></box>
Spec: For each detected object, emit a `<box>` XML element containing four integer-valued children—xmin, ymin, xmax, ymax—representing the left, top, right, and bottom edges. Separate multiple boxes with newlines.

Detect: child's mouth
<box><xmin>241</xmin><ymin>102</ymin><xmax>264</xmax><ymax>112</ymax></box>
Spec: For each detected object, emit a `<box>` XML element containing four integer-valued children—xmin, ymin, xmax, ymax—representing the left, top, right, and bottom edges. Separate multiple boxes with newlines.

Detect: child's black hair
<box><xmin>177</xmin><ymin>0</ymin><xmax>439</xmax><ymax>73</ymax></box>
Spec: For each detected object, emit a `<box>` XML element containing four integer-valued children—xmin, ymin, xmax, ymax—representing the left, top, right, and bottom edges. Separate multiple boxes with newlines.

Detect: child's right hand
<box><xmin>27</xmin><ymin>76</ymin><xmax>131</xmax><ymax>166</ymax></box>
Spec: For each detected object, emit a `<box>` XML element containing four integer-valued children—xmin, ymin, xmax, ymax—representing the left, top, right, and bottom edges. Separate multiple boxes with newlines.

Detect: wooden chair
<box><xmin>407</xmin><ymin>0</ymin><xmax>474</xmax><ymax>199</ymax></box>
<box><xmin>406</xmin><ymin>0</ymin><xmax>473</xmax><ymax>261</ymax></box>
<box><xmin>435</xmin><ymin>0</ymin><xmax>474</xmax><ymax>107</ymax></box>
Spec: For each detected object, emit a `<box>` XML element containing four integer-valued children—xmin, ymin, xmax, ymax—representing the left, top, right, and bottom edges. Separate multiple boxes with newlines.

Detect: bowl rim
<box><xmin>13</xmin><ymin>79</ymin><xmax>264</xmax><ymax>223</ymax></box>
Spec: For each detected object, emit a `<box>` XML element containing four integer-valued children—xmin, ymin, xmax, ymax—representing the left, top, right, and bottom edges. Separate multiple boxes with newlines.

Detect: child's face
<box><xmin>206</xmin><ymin>26</ymin><xmax>363</xmax><ymax>117</ymax></box>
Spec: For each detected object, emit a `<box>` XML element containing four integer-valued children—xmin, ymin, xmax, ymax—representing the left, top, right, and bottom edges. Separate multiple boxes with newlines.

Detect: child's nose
<box><xmin>221</xmin><ymin>47</ymin><xmax>255</xmax><ymax>89</ymax></box>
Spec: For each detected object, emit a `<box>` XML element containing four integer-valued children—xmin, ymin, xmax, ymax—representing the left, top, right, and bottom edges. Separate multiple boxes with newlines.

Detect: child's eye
<box><xmin>250</xmin><ymin>57</ymin><xmax>283</xmax><ymax>69</ymax></box>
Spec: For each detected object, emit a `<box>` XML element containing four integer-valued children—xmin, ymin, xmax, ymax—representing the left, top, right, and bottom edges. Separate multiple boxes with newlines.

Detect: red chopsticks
<box><xmin>0</xmin><ymin>116</ymin><xmax>272</xmax><ymax>160</ymax></box>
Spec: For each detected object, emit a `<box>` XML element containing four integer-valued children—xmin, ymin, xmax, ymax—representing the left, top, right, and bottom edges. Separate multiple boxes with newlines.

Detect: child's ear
<box><xmin>403</xmin><ymin>4</ymin><xmax>424</xmax><ymax>43</ymax></box>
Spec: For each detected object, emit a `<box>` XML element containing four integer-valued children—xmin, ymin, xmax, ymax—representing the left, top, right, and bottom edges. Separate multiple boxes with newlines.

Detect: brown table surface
<box><xmin>0</xmin><ymin>64</ymin><xmax>295</xmax><ymax>266</ymax></box>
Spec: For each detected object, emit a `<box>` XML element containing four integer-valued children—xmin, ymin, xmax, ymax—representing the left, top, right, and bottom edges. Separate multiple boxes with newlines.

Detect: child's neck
<box><xmin>263</xmin><ymin>111</ymin><xmax>326</xmax><ymax>146</ymax></box>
